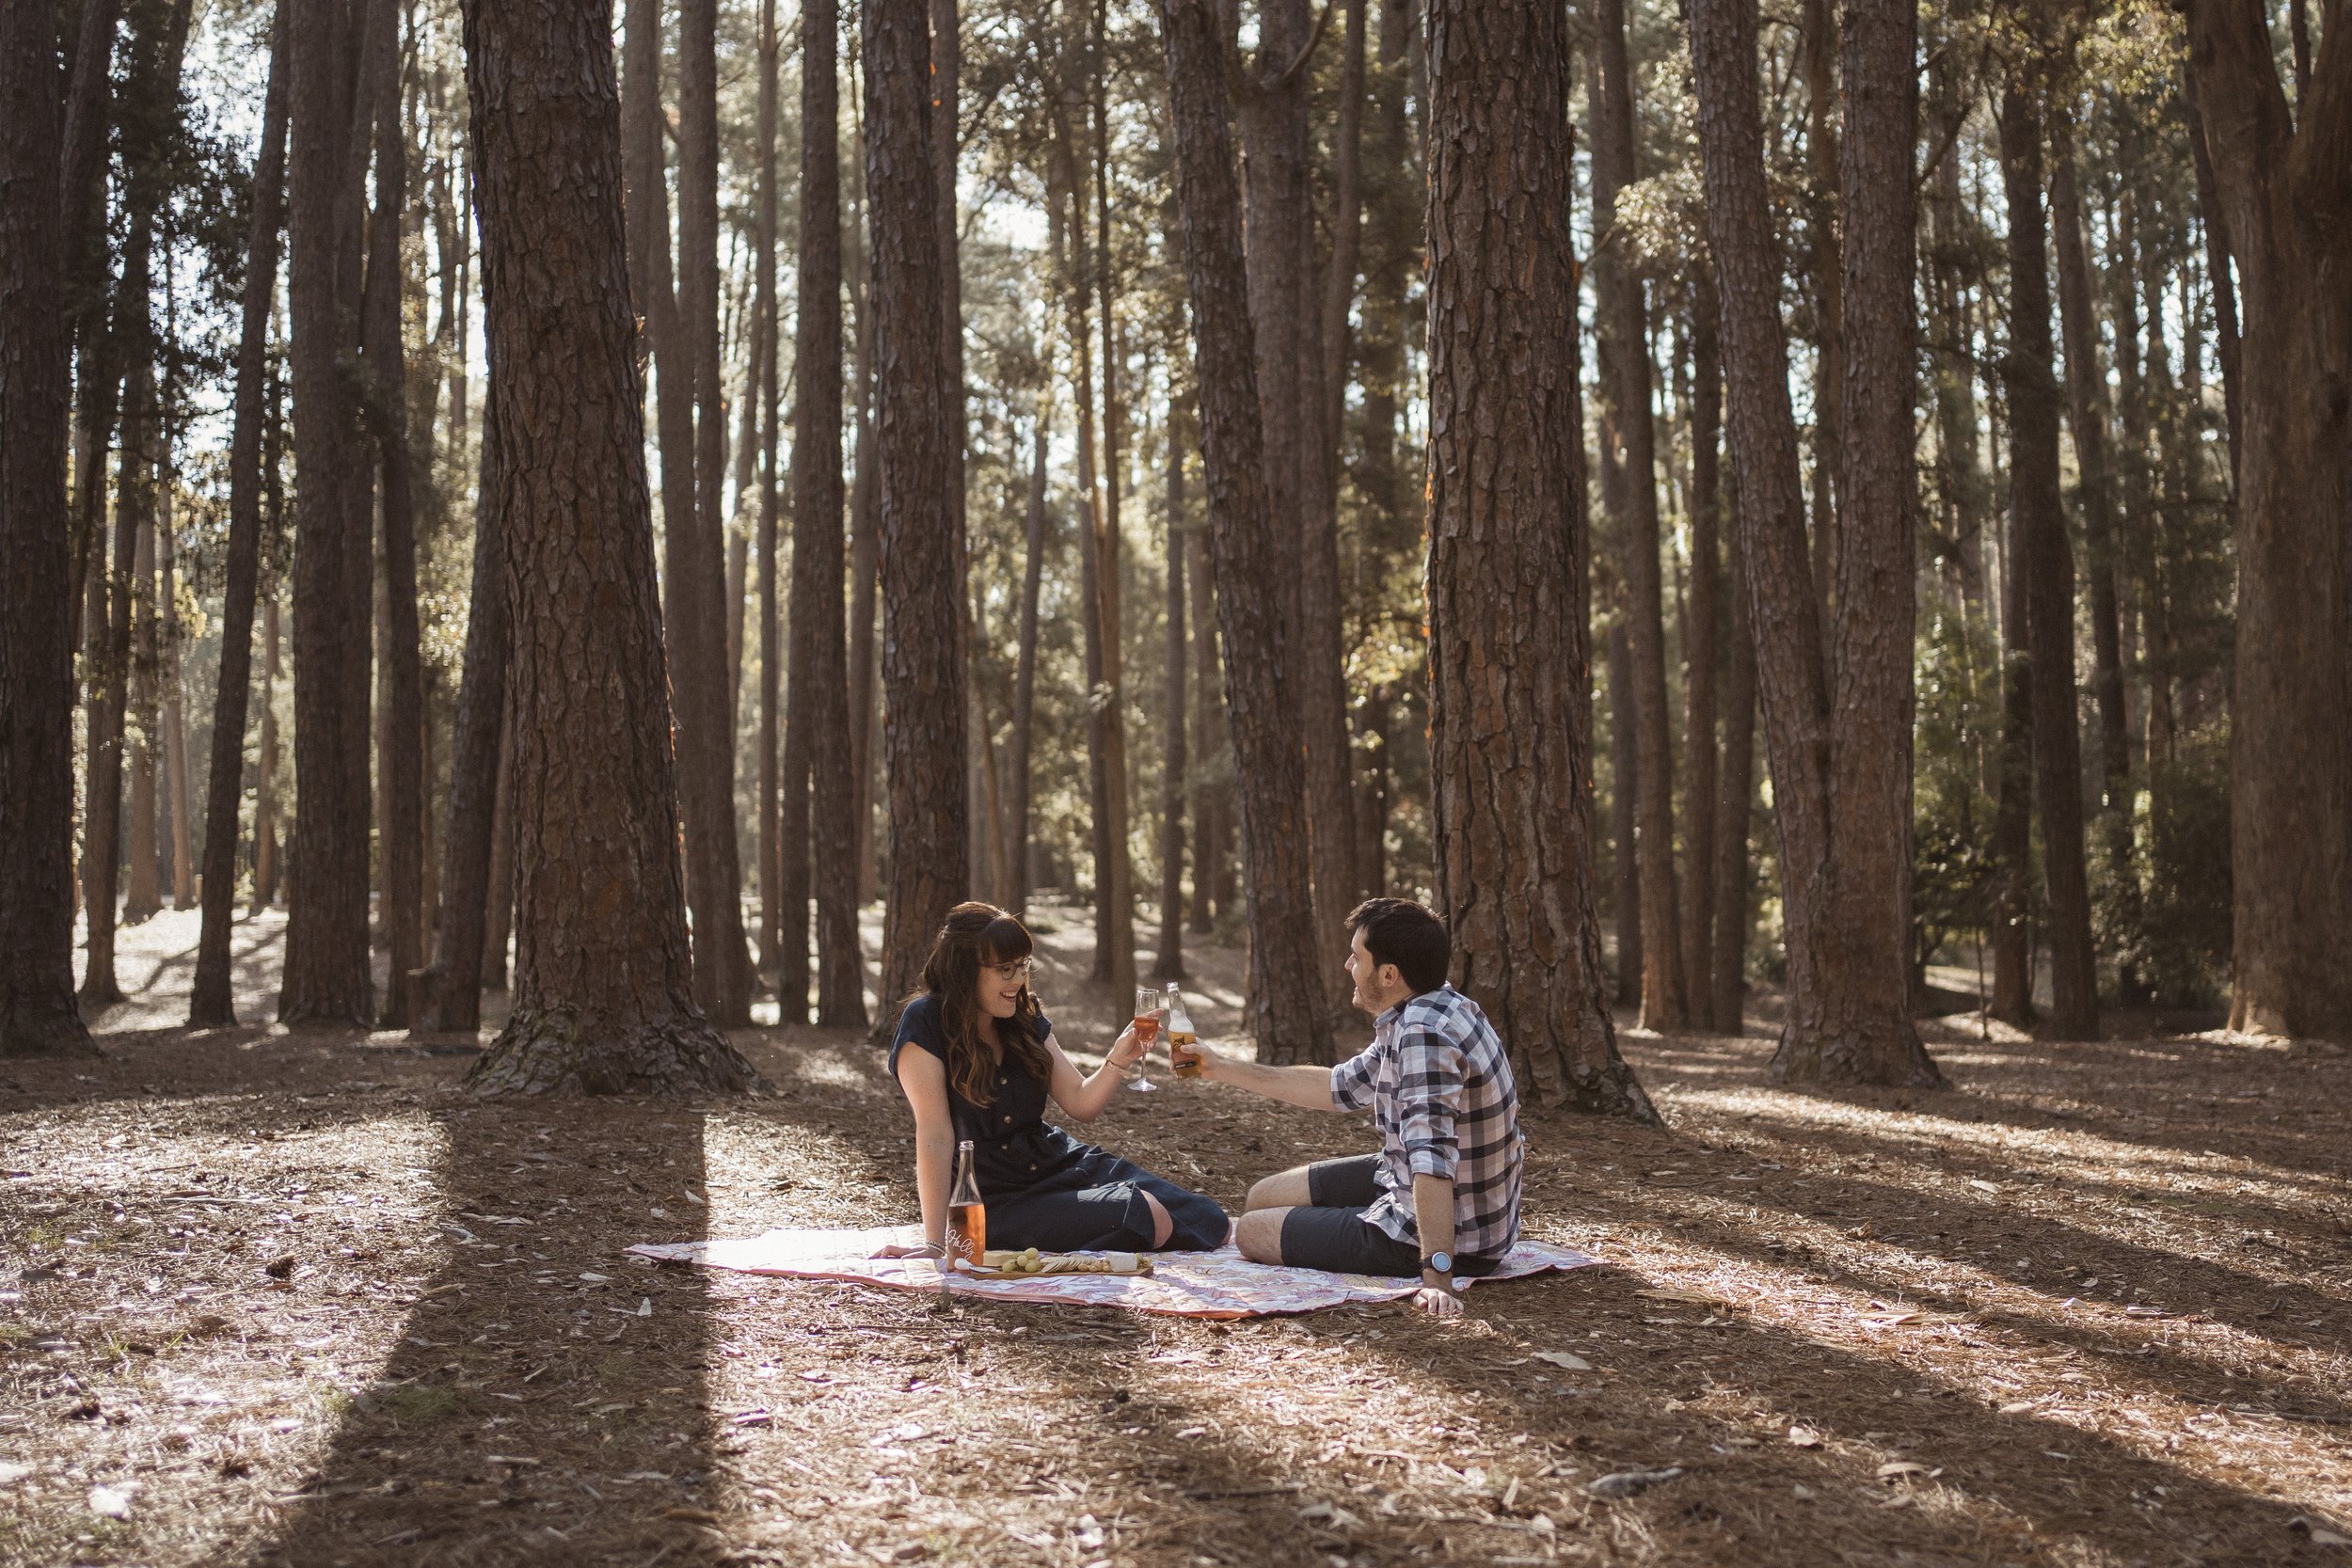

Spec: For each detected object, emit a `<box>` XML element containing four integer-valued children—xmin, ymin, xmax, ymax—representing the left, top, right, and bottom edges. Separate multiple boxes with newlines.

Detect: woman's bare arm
<box><xmin>877</xmin><ymin>1049</ymin><xmax>955</xmax><ymax>1257</ymax></box>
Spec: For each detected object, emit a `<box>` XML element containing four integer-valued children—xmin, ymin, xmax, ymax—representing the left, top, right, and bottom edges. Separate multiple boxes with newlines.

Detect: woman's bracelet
<box><xmin>913</xmin><ymin>1240</ymin><xmax>946</xmax><ymax>1259</ymax></box>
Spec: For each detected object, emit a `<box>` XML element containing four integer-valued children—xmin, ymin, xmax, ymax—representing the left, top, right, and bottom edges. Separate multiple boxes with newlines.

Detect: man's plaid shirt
<box><xmin>1327</xmin><ymin>984</ymin><xmax>1523</xmax><ymax>1260</ymax></box>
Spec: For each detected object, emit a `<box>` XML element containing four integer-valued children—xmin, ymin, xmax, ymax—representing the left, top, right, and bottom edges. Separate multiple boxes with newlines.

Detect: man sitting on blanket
<box><xmin>1182</xmin><ymin>897</ymin><xmax>1523</xmax><ymax>1318</ymax></box>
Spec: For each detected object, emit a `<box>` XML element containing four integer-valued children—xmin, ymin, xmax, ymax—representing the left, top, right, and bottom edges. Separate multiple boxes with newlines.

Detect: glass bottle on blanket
<box><xmin>1164</xmin><ymin>982</ymin><xmax>1201</xmax><ymax>1079</ymax></box>
<box><xmin>946</xmin><ymin>1139</ymin><xmax>985</xmax><ymax>1271</ymax></box>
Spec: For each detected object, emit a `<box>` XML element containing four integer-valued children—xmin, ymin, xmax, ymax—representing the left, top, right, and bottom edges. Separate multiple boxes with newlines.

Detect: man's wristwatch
<box><xmin>1421</xmin><ymin>1250</ymin><xmax>1458</xmax><ymax>1294</ymax></box>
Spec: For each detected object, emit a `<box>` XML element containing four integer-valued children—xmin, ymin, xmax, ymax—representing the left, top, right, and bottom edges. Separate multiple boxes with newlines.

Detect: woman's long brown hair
<box><xmin>915</xmin><ymin>902</ymin><xmax>1052</xmax><ymax>1107</ymax></box>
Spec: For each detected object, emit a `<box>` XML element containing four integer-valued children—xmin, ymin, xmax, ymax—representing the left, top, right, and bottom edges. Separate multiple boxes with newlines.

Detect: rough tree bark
<box><xmin>1592</xmin><ymin>0</ymin><xmax>1688</xmax><ymax>1029</ymax></box>
<box><xmin>1009</xmin><ymin>415</ymin><xmax>1047</xmax><ymax>912</ymax></box>
<box><xmin>755</xmin><ymin>0</ymin><xmax>782</xmax><ymax>988</ymax></box>
<box><xmin>1997</xmin><ymin>78</ymin><xmax>2099</xmax><ymax>1041</ymax></box>
<box><xmin>1155</xmin><ymin>0</ymin><xmax>1330</xmax><ymax>1064</ymax></box>
<box><xmin>364</xmin><ymin>0</ymin><xmax>427</xmax><ymax>1029</ymax></box>
<box><xmin>2049</xmin><ymin>113</ymin><xmax>2137</xmax><ymax>986</ymax></box>
<box><xmin>1088</xmin><ymin>10</ymin><xmax>1136</xmax><ymax>1000</ymax></box>
<box><xmin>191</xmin><ymin>7</ymin><xmax>289</xmax><ymax>1027</ymax></box>
<box><xmin>1047</xmin><ymin>112</ymin><xmax>1117</xmax><ymax>979</ymax></box>
<box><xmin>125</xmin><ymin>448</ymin><xmax>158</xmax><ymax>928</ymax></box>
<box><xmin>1991</xmin><ymin>473</ymin><xmax>2036</xmax><ymax>1025</ymax></box>
<box><xmin>279</xmin><ymin>0</ymin><xmax>375</xmax><ymax>1026</ymax></box>
<box><xmin>2187</xmin><ymin>0</ymin><xmax>2352</xmax><ymax>1036</ymax></box>
<box><xmin>866</xmin><ymin>0</ymin><xmax>970</xmax><ymax>1030</ymax></box>
<box><xmin>458</xmin><ymin>0</ymin><xmax>762</xmax><ymax>1095</ymax></box>
<box><xmin>0</xmin><ymin>0</ymin><xmax>95</xmax><ymax>1056</ymax></box>
<box><xmin>1687</xmin><ymin>0</ymin><xmax>1942</xmax><ymax>1083</ymax></box>
<box><xmin>676</xmin><ymin>0</ymin><xmax>754</xmax><ymax>1027</ymax></box>
<box><xmin>1421</xmin><ymin>0</ymin><xmax>1654</xmax><ymax>1117</ymax></box>
<box><xmin>1606</xmin><ymin>617</ymin><xmax>1643</xmax><ymax>1007</ymax></box>
<box><xmin>1154</xmin><ymin>393</ymin><xmax>1190</xmax><ymax>981</ymax></box>
<box><xmin>1681</xmin><ymin>273</ymin><xmax>1724</xmax><ymax>1027</ymax></box>
<box><xmin>1709</xmin><ymin>496</ymin><xmax>1758</xmax><ymax>1033</ymax></box>
<box><xmin>417</xmin><ymin>408</ymin><xmax>508</xmax><ymax>1035</ymax></box>
<box><xmin>59</xmin><ymin>0</ymin><xmax>121</xmax><ymax>625</ymax></box>
<box><xmin>1185</xmin><ymin>469</ymin><xmax>1223</xmax><ymax>934</ymax></box>
<box><xmin>1295</xmin><ymin>0</ymin><xmax>1365</xmax><ymax>971</ymax></box>
<box><xmin>804</xmin><ymin>0</ymin><xmax>865</xmax><ymax>1028</ymax></box>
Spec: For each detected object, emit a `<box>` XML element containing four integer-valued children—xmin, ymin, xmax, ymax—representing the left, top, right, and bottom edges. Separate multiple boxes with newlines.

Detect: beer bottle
<box><xmin>1165</xmin><ymin>982</ymin><xmax>1201</xmax><ymax>1079</ymax></box>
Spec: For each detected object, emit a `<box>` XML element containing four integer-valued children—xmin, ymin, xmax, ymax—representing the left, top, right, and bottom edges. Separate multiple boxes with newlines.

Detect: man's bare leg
<box><xmin>1234</xmin><ymin>1206</ymin><xmax>1290</xmax><ymax>1263</ymax></box>
<box><xmin>1245</xmin><ymin>1165</ymin><xmax>1313</xmax><ymax>1212</ymax></box>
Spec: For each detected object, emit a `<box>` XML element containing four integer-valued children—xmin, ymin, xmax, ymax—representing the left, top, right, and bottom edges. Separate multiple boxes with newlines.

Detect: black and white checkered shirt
<box><xmin>1327</xmin><ymin>984</ymin><xmax>1523</xmax><ymax>1261</ymax></box>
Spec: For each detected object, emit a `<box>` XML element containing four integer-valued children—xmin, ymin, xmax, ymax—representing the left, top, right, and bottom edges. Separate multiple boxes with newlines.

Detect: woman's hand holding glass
<box><xmin>1107</xmin><ymin>1021</ymin><xmax>1151</xmax><ymax>1070</ymax></box>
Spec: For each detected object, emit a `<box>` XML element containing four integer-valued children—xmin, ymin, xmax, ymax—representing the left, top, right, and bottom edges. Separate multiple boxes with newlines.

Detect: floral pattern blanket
<box><xmin>625</xmin><ymin>1227</ymin><xmax>1599</xmax><ymax>1319</ymax></box>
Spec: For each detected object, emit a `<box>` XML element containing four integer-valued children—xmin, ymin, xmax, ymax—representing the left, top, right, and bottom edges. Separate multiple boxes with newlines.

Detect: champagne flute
<box><xmin>1130</xmin><ymin>985</ymin><xmax>1165</xmax><ymax>1091</ymax></box>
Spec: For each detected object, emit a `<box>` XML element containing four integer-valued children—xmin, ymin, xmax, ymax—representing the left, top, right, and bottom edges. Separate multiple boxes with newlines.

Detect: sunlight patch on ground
<box><xmin>1546</xmin><ymin>1212</ymin><xmax>2352</xmax><ymax>1550</ymax></box>
<box><xmin>1675</xmin><ymin>1084</ymin><xmax>2351</xmax><ymax>1218</ymax></box>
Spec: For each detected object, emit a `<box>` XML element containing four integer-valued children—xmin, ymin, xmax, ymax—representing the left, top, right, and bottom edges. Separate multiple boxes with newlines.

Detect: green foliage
<box><xmin>2114</xmin><ymin>743</ymin><xmax>2233</xmax><ymax>1008</ymax></box>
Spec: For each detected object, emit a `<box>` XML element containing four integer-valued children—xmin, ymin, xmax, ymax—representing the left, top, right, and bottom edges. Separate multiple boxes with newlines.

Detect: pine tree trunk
<box><xmin>1709</xmin><ymin>499</ymin><xmax>1757</xmax><ymax>1033</ymax></box>
<box><xmin>1990</xmin><ymin>480</ymin><xmax>2036</xmax><ymax>1025</ymax></box>
<box><xmin>866</xmin><ymin>0</ymin><xmax>970</xmax><ymax>1030</ymax></box>
<box><xmin>848</xmin><ymin>176</ymin><xmax>882</xmax><ymax>910</ymax></box>
<box><xmin>1997</xmin><ymin>80</ymin><xmax>2099</xmax><ymax>1041</ymax></box>
<box><xmin>2049</xmin><ymin>116</ymin><xmax>2139</xmax><ymax>997</ymax></box>
<box><xmin>482</xmin><ymin>695</ymin><xmax>516</xmax><ymax>991</ymax></box>
<box><xmin>192</xmin><ymin>7</ymin><xmax>288</xmax><ymax>1027</ymax></box>
<box><xmin>280</xmin><ymin>0</ymin><xmax>376</xmax><ymax>1026</ymax></box>
<box><xmin>1812</xmin><ymin>0</ymin><xmax>1932</xmax><ymax>1069</ymax></box>
<box><xmin>2188</xmin><ymin>5</ymin><xmax>2352</xmax><ymax>1036</ymax></box>
<box><xmin>1185</xmin><ymin>494</ymin><xmax>1224</xmax><ymax>933</ymax></box>
<box><xmin>416</xmin><ymin>403</ymin><xmax>508</xmax><ymax>1035</ymax></box>
<box><xmin>1154</xmin><ymin>398</ymin><xmax>1190</xmax><ymax>981</ymax></box>
<box><xmin>458</xmin><ymin>0</ymin><xmax>761</xmax><ymax>1096</ymax></box>
<box><xmin>158</xmin><ymin>473</ymin><xmax>193</xmax><ymax>911</ymax></box>
<box><xmin>783</xmin><ymin>0</ymin><xmax>836</xmax><ymax>1022</ymax></box>
<box><xmin>1591</xmin><ymin>0</ymin><xmax>1686</xmax><ymax>1028</ymax></box>
<box><xmin>60</xmin><ymin>0</ymin><xmax>122</xmax><ymax>631</ymax></box>
<box><xmin>755</xmin><ymin>0</ymin><xmax>782</xmax><ymax>990</ymax></box>
<box><xmin>254</xmin><ymin>589</ymin><xmax>281</xmax><ymax>912</ymax></box>
<box><xmin>803</xmin><ymin>0</ymin><xmax>865</xmax><ymax>1029</ymax></box>
<box><xmin>1089</xmin><ymin>34</ymin><xmax>1136</xmax><ymax>1001</ymax></box>
<box><xmin>1238</xmin><ymin>0</ymin><xmax>1348</xmax><ymax>1001</ymax></box>
<box><xmin>1422</xmin><ymin>0</ymin><xmax>1654</xmax><ymax>1117</ymax></box>
<box><xmin>365</xmin><ymin>0</ymin><xmax>426</xmax><ymax>1029</ymax></box>
<box><xmin>1009</xmin><ymin>416</ymin><xmax>1047</xmax><ymax>913</ymax></box>
<box><xmin>1050</xmin><ymin>118</ymin><xmax>1117</xmax><ymax>976</ymax></box>
<box><xmin>124</xmin><ymin>376</ymin><xmax>161</xmax><ymax>929</ymax></box>
<box><xmin>0</xmin><ymin>0</ymin><xmax>95</xmax><ymax>1056</ymax></box>
<box><xmin>938</xmin><ymin>0</ymin><xmax>982</xmax><ymax>913</ymax></box>
<box><xmin>675</xmin><ymin>0</ymin><xmax>754</xmax><ymax>1027</ymax></box>
<box><xmin>1155</xmin><ymin>0</ymin><xmax>1329</xmax><ymax>1064</ymax></box>
<box><xmin>1605</xmin><ymin>618</ymin><xmax>1642</xmax><ymax>1008</ymax></box>
<box><xmin>1293</xmin><ymin>0</ymin><xmax>1365</xmax><ymax>973</ymax></box>
<box><xmin>1681</xmin><ymin>273</ymin><xmax>1724</xmax><ymax>1026</ymax></box>
<box><xmin>1801</xmin><ymin>0</ymin><xmax>1843</xmax><ymax>611</ymax></box>
<box><xmin>1688</xmin><ymin>0</ymin><xmax>1939</xmax><ymax>1084</ymax></box>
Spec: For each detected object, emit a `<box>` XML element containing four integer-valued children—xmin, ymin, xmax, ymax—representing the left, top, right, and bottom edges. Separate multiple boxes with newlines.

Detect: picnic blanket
<box><xmin>625</xmin><ymin>1227</ymin><xmax>1599</xmax><ymax>1319</ymax></box>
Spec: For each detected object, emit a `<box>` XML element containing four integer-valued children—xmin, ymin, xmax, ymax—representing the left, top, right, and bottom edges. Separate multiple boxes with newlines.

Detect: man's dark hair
<box><xmin>1346</xmin><ymin>897</ymin><xmax>1451</xmax><ymax>995</ymax></box>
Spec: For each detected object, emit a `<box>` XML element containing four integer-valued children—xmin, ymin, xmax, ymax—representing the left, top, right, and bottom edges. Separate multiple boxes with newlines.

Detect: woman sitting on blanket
<box><xmin>873</xmin><ymin>903</ymin><xmax>1231</xmax><ymax>1261</ymax></box>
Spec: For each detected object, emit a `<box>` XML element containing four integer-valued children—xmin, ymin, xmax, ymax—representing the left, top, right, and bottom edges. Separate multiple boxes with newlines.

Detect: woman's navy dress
<box><xmin>888</xmin><ymin>994</ymin><xmax>1229</xmax><ymax>1252</ymax></box>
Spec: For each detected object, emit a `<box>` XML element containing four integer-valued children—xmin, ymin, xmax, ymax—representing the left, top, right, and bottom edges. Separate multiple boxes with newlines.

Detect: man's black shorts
<box><xmin>1277</xmin><ymin>1154</ymin><xmax>1504</xmax><ymax>1278</ymax></box>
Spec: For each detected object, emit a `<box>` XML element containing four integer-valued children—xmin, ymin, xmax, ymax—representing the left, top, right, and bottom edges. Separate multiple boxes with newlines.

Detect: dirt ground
<box><xmin>5</xmin><ymin>901</ymin><xmax>2349</xmax><ymax>1568</ymax></box>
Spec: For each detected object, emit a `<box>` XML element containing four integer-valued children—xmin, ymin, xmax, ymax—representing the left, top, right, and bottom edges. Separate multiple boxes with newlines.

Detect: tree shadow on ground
<box><xmin>1630</xmin><ymin>1025</ymin><xmax>2352</xmax><ymax>1178</ymax></box>
<box><xmin>224</xmin><ymin>1096</ymin><xmax>725</xmax><ymax>1568</ymax></box>
<box><xmin>1327</xmin><ymin>1259</ymin><xmax>2349</xmax><ymax>1566</ymax></box>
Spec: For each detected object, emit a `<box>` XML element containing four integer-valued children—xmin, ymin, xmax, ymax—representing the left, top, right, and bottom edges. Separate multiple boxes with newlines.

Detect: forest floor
<box><xmin>5</xmin><ymin>902</ymin><xmax>2350</xmax><ymax>1568</ymax></box>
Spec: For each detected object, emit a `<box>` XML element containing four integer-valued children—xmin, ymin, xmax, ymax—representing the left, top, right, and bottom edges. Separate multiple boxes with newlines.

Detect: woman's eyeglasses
<box><xmin>986</xmin><ymin>958</ymin><xmax>1036</xmax><ymax>982</ymax></box>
